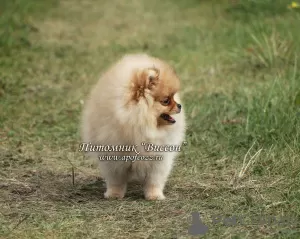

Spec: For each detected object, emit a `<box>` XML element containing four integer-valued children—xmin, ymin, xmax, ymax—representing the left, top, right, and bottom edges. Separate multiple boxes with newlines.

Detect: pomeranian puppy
<box><xmin>81</xmin><ymin>53</ymin><xmax>186</xmax><ymax>200</ymax></box>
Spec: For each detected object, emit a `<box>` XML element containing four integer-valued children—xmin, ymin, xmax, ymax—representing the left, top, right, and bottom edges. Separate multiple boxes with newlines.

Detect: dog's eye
<box><xmin>161</xmin><ymin>98</ymin><xmax>170</xmax><ymax>106</ymax></box>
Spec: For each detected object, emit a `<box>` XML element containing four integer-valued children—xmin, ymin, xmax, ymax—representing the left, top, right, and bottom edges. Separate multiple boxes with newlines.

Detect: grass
<box><xmin>0</xmin><ymin>0</ymin><xmax>300</xmax><ymax>238</ymax></box>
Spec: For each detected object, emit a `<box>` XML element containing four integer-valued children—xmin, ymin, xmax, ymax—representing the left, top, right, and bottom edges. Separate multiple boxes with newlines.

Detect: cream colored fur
<box><xmin>81</xmin><ymin>53</ymin><xmax>186</xmax><ymax>200</ymax></box>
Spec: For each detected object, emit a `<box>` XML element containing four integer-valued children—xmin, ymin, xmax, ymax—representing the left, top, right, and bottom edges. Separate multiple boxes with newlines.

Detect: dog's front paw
<box><xmin>145</xmin><ymin>193</ymin><xmax>166</xmax><ymax>201</ymax></box>
<box><xmin>144</xmin><ymin>185</ymin><xmax>166</xmax><ymax>200</ymax></box>
<box><xmin>104</xmin><ymin>186</ymin><xmax>126</xmax><ymax>199</ymax></box>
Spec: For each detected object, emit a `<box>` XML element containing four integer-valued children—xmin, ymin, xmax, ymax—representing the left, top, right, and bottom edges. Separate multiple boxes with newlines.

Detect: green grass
<box><xmin>1</xmin><ymin>0</ymin><xmax>300</xmax><ymax>238</ymax></box>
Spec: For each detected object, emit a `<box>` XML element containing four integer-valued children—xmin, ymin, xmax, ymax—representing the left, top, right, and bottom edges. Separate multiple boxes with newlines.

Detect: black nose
<box><xmin>177</xmin><ymin>103</ymin><xmax>182</xmax><ymax>109</ymax></box>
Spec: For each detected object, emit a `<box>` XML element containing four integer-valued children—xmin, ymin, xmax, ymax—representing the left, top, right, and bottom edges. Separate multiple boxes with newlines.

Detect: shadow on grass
<box><xmin>0</xmin><ymin>168</ymin><xmax>149</xmax><ymax>204</ymax></box>
<box><xmin>1</xmin><ymin>166</ymin><xmax>219</xmax><ymax>204</ymax></box>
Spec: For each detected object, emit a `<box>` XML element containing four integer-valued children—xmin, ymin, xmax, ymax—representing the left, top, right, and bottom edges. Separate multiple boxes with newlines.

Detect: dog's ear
<box><xmin>130</xmin><ymin>66</ymin><xmax>160</xmax><ymax>102</ymax></box>
<box><xmin>136</xmin><ymin>66</ymin><xmax>160</xmax><ymax>90</ymax></box>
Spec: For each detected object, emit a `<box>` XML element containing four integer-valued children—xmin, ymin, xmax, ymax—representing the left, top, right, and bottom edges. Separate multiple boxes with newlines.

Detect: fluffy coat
<box><xmin>81</xmin><ymin>53</ymin><xmax>186</xmax><ymax>200</ymax></box>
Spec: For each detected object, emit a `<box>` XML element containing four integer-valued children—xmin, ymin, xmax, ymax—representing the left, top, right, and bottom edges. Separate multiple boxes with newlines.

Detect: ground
<box><xmin>0</xmin><ymin>0</ymin><xmax>300</xmax><ymax>238</ymax></box>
